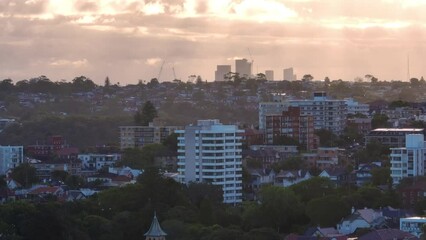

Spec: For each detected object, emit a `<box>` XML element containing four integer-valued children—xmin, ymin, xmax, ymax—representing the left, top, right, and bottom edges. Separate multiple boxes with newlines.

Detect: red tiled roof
<box><xmin>28</xmin><ymin>186</ymin><xmax>60</xmax><ymax>195</ymax></box>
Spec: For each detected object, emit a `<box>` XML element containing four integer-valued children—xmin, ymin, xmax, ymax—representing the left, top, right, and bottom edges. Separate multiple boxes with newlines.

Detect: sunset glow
<box><xmin>1</xmin><ymin>0</ymin><xmax>425</xmax><ymax>83</ymax></box>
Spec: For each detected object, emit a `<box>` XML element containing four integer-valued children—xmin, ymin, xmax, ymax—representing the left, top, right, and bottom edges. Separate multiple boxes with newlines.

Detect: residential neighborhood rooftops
<box><xmin>358</xmin><ymin>229</ymin><xmax>418</xmax><ymax>240</ymax></box>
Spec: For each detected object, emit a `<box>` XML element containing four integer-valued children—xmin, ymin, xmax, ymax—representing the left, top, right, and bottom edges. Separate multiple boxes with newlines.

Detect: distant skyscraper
<box><xmin>265</xmin><ymin>70</ymin><xmax>274</xmax><ymax>81</ymax></box>
<box><xmin>283</xmin><ymin>68</ymin><xmax>294</xmax><ymax>81</ymax></box>
<box><xmin>235</xmin><ymin>59</ymin><xmax>252</xmax><ymax>78</ymax></box>
<box><xmin>215</xmin><ymin>65</ymin><xmax>231</xmax><ymax>82</ymax></box>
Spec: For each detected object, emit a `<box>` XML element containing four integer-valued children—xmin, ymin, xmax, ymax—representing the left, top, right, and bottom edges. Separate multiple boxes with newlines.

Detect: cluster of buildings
<box><xmin>214</xmin><ymin>58</ymin><xmax>297</xmax><ymax>81</ymax></box>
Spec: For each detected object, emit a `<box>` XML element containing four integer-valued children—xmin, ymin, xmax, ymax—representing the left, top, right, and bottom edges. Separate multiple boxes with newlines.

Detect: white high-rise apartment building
<box><xmin>259</xmin><ymin>92</ymin><xmax>347</xmax><ymax>134</ymax></box>
<box><xmin>0</xmin><ymin>146</ymin><xmax>24</xmax><ymax>175</ymax></box>
<box><xmin>176</xmin><ymin>120</ymin><xmax>243</xmax><ymax>204</ymax></box>
<box><xmin>390</xmin><ymin>134</ymin><xmax>426</xmax><ymax>185</ymax></box>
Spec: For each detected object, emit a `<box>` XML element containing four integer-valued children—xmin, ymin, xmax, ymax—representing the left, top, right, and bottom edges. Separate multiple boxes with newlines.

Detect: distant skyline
<box><xmin>1</xmin><ymin>0</ymin><xmax>426</xmax><ymax>84</ymax></box>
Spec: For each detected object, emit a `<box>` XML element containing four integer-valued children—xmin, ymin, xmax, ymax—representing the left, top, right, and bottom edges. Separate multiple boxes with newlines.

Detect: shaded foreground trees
<box><xmin>0</xmin><ymin>174</ymin><xmax>402</xmax><ymax>239</ymax></box>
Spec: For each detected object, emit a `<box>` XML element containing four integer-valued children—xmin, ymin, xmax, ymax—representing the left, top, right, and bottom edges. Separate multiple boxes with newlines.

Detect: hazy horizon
<box><xmin>1</xmin><ymin>0</ymin><xmax>426</xmax><ymax>84</ymax></box>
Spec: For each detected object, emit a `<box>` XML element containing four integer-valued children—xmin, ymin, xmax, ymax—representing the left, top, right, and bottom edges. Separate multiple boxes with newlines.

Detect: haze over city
<box><xmin>2</xmin><ymin>0</ymin><xmax>426</xmax><ymax>84</ymax></box>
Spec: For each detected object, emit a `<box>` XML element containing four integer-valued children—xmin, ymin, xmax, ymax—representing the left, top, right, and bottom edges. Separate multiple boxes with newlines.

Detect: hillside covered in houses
<box><xmin>0</xmin><ymin>76</ymin><xmax>426</xmax><ymax>239</ymax></box>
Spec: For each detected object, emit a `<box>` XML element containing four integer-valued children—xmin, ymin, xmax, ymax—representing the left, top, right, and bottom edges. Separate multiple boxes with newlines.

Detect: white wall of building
<box><xmin>0</xmin><ymin>146</ymin><xmax>24</xmax><ymax>175</ymax></box>
<box><xmin>176</xmin><ymin>119</ymin><xmax>243</xmax><ymax>204</ymax></box>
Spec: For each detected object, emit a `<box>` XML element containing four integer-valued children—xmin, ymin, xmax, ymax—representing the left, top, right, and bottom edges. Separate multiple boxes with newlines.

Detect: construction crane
<box><xmin>247</xmin><ymin>48</ymin><xmax>256</xmax><ymax>74</ymax></box>
<box><xmin>172</xmin><ymin>67</ymin><xmax>176</xmax><ymax>80</ymax></box>
<box><xmin>157</xmin><ymin>60</ymin><xmax>165</xmax><ymax>81</ymax></box>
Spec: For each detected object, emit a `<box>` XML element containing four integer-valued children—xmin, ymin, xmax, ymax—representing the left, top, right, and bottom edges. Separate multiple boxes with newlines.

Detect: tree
<box><xmin>315</xmin><ymin>129</ymin><xmax>339</xmax><ymax>147</ymax></box>
<box><xmin>302</xmin><ymin>74</ymin><xmax>313</xmax><ymax>82</ymax></box>
<box><xmin>0</xmin><ymin>79</ymin><xmax>14</xmax><ymax>92</ymax></box>
<box><xmin>290</xmin><ymin>177</ymin><xmax>335</xmax><ymax>203</ymax></box>
<box><xmin>256</xmin><ymin>73</ymin><xmax>267</xmax><ymax>82</ymax></box>
<box><xmin>162</xmin><ymin>133</ymin><xmax>178</xmax><ymax>152</ymax></box>
<box><xmin>147</xmin><ymin>78</ymin><xmax>159</xmax><ymax>88</ymax></box>
<box><xmin>65</xmin><ymin>175</ymin><xmax>85</xmax><ymax>189</ymax></box>
<box><xmin>371</xmin><ymin>167</ymin><xmax>391</xmax><ymax>186</ymax></box>
<box><xmin>410</xmin><ymin>78</ymin><xmax>420</xmax><ymax>86</ymax></box>
<box><xmin>365</xmin><ymin>74</ymin><xmax>378</xmax><ymax>83</ymax></box>
<box><xmin>272</xmin><ymin>157</ymin><xmax>305</xmax><ymax>172</ymax></box>
<box><xmin>273</xmin><ymin>135</ymin><xmax>299</xmax><ymax>146</ymax></box>
<box><xmin>259</xmin><ymin>185</ymin><xmax>304</xmax><ymax>233</ymax></box>
<box><xmin>187</xmin><ymin>182</ymin><xmax>223</xmax><ymax>207</ymax></box>
<box><xmin>104</xmin><ymin>76</ymin><xmax>111</xmax><ymax>87</ymax></box>
<box><xmin>324</xmin><ymin>77</ymin><xmax>330</xmax><ymax>85</ymax></box>
<box><xmin>72</xmin><ymin>76</ymin><xmax>96</xmax><ymax>92</ymax></box>
<box><xmin>10</xmin><ymin>163</ymin><xmax>38</xmax><ymax>188</ymax></box>
<box><xmin>196</xmin><ymin>76</ymin><xmax>203</xmax><ymax>85</ymax></box>
<box><xmin>306</xmin><ymin>195</ymin><xmax>350</xmax><ymax>227</ymax></box>
<box><xmin>51</xmin><ymin>170</ymin><xmax>68</xmax><ymax>182</ymax></box>
<box><xmin>134</xmin><ymin>101</ymin><xmax>158</xmax><ymax>125</ymax></box>
<box><xmin>371</xmin><ymin>113</ymin><xmax>390</xmax><ymax>129</ymax></box>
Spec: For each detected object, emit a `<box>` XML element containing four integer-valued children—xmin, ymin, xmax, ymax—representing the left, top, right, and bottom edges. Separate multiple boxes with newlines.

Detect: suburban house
<box><xmin>337</xmin><ymin>208</ymin><xmax>386</xmax><ymax>235</ymax></box>
<box><xmin>355</xmin><ymin>162</ymin><xmax>381</xmax><ymax>186</ymax></box>
<box><xmin>248</xmin><ymin>169</ymin><xmax>275</xmax><ymax>190</ymax></box>
<box><xmin>275</xmin><ymin>170</ymin><xmax>311</xmax><ymax>187</ymax></box>
<box><xmin>358</xmin><ymin>229</ymin><xmax>418</xmax><ymax>240</ymax></box>
<box><xmin>319</xmin><ymin>167</ymin><xmax>354</xmax><ymax>186</ymax></box>
<box><xmin>304</xmin><ymin>226</ymin><xmax>344</xmax><ymax>238</ymax></box>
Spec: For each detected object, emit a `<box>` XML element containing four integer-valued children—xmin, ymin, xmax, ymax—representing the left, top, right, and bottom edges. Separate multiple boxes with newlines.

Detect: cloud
<box><xmin>1</xmin><ymin>0</ymin><xmax>426</xmax><ymax>83</ymax></box>
<box><xmin>49</xmin><ymin>58</ymin><xmax>89</xmax><ymax>67</ymax></box>
<box><xmin>145</xmin><ymin>58</ymin><xmax>163</xmax><ymax>66</ymax></box>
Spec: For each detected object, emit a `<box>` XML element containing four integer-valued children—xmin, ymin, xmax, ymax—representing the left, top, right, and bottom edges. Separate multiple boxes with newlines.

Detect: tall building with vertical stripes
<box><xmin>176</xmin><ymin>120</ymin><xmax>243</xmax><ymax>204</ymax></box>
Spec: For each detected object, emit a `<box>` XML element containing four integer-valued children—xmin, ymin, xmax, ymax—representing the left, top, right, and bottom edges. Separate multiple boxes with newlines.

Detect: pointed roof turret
<box><xmin>144</xmin><ymin>212</ymin><xmax>167</xmax><ymax>237</ymax></box>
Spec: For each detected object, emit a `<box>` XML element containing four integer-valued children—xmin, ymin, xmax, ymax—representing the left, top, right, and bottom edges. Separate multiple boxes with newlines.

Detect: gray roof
<box><xmin>144</xmin><ymin>213</ymin><xmax>167</xmax><ymax>237</ymax></box>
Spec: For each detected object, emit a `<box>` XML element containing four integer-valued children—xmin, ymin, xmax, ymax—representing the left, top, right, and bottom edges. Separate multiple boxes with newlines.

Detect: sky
<box><xmin>1</xmin><ymin>0</ymin><xmax>426</xmax><ymax>85</ymax></box>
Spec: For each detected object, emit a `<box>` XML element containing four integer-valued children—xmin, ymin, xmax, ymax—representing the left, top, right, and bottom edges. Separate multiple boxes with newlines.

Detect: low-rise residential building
<box><xmin>319</xmin><ymin>167</ymin><xmax>354</xmax><ymax>186</ymax></box>
<box><xmin>31</xmin><ymin>158</ymin><xmax>81</xmax><ymax>180</ymax></box>
<box><xmin>248</xmin><ymin>169</ymin><xmax>275</xmax><ymax>191</ymax></box>
<box><xmin>400</xmin><ymin>217</ymin><xmax>426</xmax><ymax>238</ymax></box>
<box><xmin>241</xmin><ymin>128</ymin><xmax>264</xmax><ymax>147</ymax></box>
<box><xmin>275</xmin><ymin>170</ymin><xmax>311</xmax><ymax>187</ymax></box>
<box><xmin>0</xmin><ymin>118</ymin><xmax>16</xmax><ymax>132</ymax></box>
<box><xmin>365</xmin><ymin>128</ymin><xmax>424</xmax><ymax>148</ymax></box>
<box><xmin>359</xmin><ymin>229</ymin><xmax>418</xmax><ymax>240</ymax></box>
<box><xmin>243</xmin><ymin>145</ymin><xmax>299</xmax><ymax>169</ymax></box>
<box><xmin>26</xmin><ymin>135</ymin><xmax>79</xmax><ymax>160</ymax></box>
<box><xmin>302</xmin><ymin>147</ymin><xmax>342</xmax><ymax>169</ymax></box>
<box><xmin>119</xmin><ymin>121</ymin><xmax>181</xmax><ymax>150</ymax></box>
<box><xmin>346</xmin><ymin>118</ymin><xmax>372</xmax><ymax>136</ymax></box>
<box><xmin>0</xmin><ymin>146</ymin><xmax>24</xmax><ymax>175</ymax></box>
<box><xmin>78</xmin><ymin>153</ymin><xmax>121</xmax><ymax>170</ymax></box>
<box><xmin>355</xmin><ymin>162</ymin><xmax>381</xmax><ymax>186</ymax></box>
<box><xmin>337</xmin><ymin>208</ymin><xmax>386</xmax><ymax>235</ymax></box>
<box><xmin>86</xmin><ymin>172</ymin><xmax>133</xmax><ymax>187</ymax></box>
<box><xmin>259</xmin><ymin>92</ymin><xmax>347</xmax><ymax>135</ymax></box>
<box><xmin>381</xmin><ymin>107</ymin><xmax>421</xmax><ymax>120</ymax></box>
<box><xmin>398</xmin><ymin>179</ymin><xmax>426</xmax><ymax>209</ymax></box>
<box><xmin>344</xmin><ymin>98</ymin><xmax>370</xmax><ymax>116</ymax></box>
